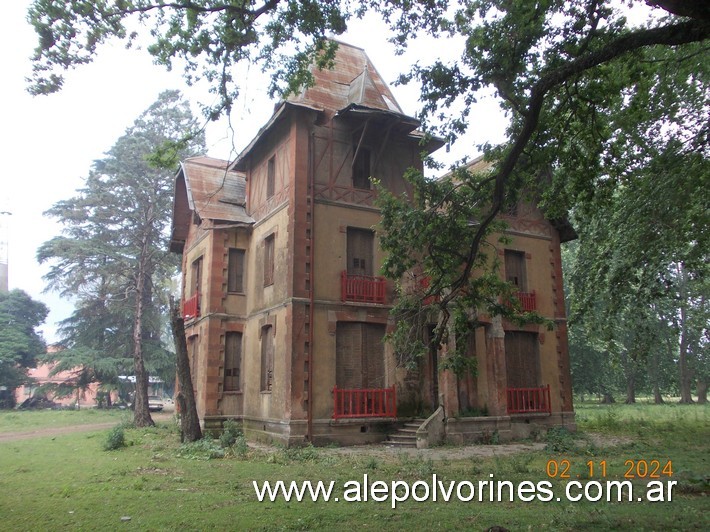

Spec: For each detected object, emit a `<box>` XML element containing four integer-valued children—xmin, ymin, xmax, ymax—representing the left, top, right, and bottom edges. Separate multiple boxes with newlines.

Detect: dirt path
<box><xmin>0</xmin><ymin>412</ymin><xmax>173</xmax><ymax>443</ymax></box>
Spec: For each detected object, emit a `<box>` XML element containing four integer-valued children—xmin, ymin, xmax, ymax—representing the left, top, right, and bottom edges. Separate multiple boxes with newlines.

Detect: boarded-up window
<box><xmin>224</xmin><ymin>332</ymin><xmax>242</xmax><ymax>392</ymax></box>
<box><xmin>347</xmin><ymin>228</ymin><xmax>374</xmax><ymax>276</ymax></box>
<box><xmin>227</xmin><ymin>248</ymin><xmax>245</xmax><ymax>293</ymax></box>
<box><xmin>261</xmin><ymin>325</ymin><xmax>274</xmax><ymax>391</ymax></box>
<box><xmin>505</xmin><ymin>250</ymin><xmax>527</xmax><ymax>291</ymax></box>
<box><xmin>336</xmin><ymin>323</ymin><xmax>386</xmax><ymax>389</ymax></box>
<box><xmin>266</xmin><ymin>155</ymin><xmax>275</xmax><ymax>199</ymax></box>
<box><xmin>505</xmin><ymin>331</ymin><xmax>540</xmax><ymax>388</ymax></box>
<box><xmin>264</xmin><ymin>234</ymin><xmax>275</xmax><ymax>286</ymax></box>
<box><xmin>352</xmin><ymin>147</ymin><xmax>371</xmax><ymax>190</ymax></box>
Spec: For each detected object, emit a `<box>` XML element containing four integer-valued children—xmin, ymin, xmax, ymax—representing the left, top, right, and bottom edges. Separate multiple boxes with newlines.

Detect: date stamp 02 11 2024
<box><xmin>545</xmin><ymin>458</ymin><xmax>673</xmax><ymax>480</ymax></box>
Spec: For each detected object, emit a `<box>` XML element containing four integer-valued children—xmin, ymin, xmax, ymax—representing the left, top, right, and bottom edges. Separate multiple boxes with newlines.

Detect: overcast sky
<box><xmin>2</xmin><ymin>1</ymin><xmax>507</xmax><ymax>343</ymax></box>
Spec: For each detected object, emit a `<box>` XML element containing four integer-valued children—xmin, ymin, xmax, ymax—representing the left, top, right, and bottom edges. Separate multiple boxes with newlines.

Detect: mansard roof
<box><xmin>170</xmin><ymin>156</ymin><xmax>253</xmax><ymax>252</ymax></box>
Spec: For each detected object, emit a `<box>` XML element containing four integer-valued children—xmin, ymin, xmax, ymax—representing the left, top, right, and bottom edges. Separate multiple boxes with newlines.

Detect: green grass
<box><xmin>0</xmin><ymin>408</ymin><xmax>131</xmax><ymax>433</ymax></box>
<box><xmin>0</xmin><ymin>403</ymin><xmax>708</xmax><ymax>530</ymax></box>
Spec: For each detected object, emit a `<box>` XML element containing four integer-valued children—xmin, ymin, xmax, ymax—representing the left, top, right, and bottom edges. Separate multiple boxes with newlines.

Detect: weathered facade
<box><xmin>170</xmin><ymin>42</ymin><xmax>576</xmax><ymax>447</ymax></box>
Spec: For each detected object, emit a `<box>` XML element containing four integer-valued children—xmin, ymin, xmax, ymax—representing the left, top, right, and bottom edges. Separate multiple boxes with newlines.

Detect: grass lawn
<box><xmin>0</xmin><ymin>403</ymin><xmax>707</xmax><ymax>531</ymax></box>
<box><xmin>0</xmin><ymin>408</ymin><xmax>131</xmax><ymax>433</ymax></box>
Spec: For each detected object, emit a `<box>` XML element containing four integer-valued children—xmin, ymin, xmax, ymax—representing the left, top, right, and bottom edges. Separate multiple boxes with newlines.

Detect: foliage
<box><xmin>37</xmin><ymin>90</ymin><xmax>205</xmax><ymax>423</ymax></box>
<box><xmin>218</xmin><ymin>419</ymin><xmax>243</xmax><ymax>448</ymax></box>
<box><xmin>103</xmin><ymin>424</ymin><xmax>127</xmax><ymax>451</ymax></box>
<box><xmin>0</xmin><ymin>289</ymin><xmax>48</xmax><ymax>408</ymax></box>
<box><xmin>376</xmin><ymin>166</ymin><xmax>549</xmax><ymax>372</ymax></box>
<box><xmin>177</xmin><ymin>437</ymin><xmax>225</xmax><ymax>460</ymax></box>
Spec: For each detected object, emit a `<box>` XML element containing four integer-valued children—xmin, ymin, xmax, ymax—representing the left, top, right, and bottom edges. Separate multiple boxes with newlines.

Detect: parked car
<box><xmin>148</xmin><ymin>395</ymin><xmax>164</xmax><ymax>412</ymax></box>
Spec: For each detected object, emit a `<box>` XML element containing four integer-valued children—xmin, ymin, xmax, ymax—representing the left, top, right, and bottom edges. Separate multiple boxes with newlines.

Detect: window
<box><xmin>505</xmin><ymin>331</ymin><xmax>540</xmax><ymax>388</ymax></box>
<box><xmin>227</xmin><ymin>248</ymin><xmax>245</xmax><ymax>293</ymax></box>
<box><xmin>261</xmin><ymin>325</ymin><xmax>274</xmax><ymax>391</ymax></box>
<box><xmin>504</xmin><ymin>250</ymin><xmax>527</xmax><ymax>292</ymax></box>
<box><xmin>352</xmin><ymin>147</ymin><xmax>371</xmax><ymax>190</ymax></box>
<box><xmin>266</xmin><ymin>155</ymin><xmax>275</xmax><ymax>199</ymax></box>
<box><xmin>191</xmin><ymin>257</ymin><xmax>203</xmax><ymax>296</ymax></box>
<box><xmin>336</xmin><ymin>322</ymin><xmax>385</xmax><ymax>389</ymax></box>
<box><xmin>346</xmin><ymin>228</ymin><xmax>374</xmax><ymax>276</ymax></box>
<box><xmin>263</xmin><ymin>234</ymin><xmax>275</xmax><ymax>286</ymax></box>
<box><xmin>224</xmin><ymin>332</ymin><xmax>242</xmax><ymax>392</ymax></box>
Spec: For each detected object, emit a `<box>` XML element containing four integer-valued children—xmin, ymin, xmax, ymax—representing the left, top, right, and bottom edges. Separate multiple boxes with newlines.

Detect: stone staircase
<box><xmin>387</xmin><ymin>418</ymin><xmax>426</xmax><ymax>448</ymax></box>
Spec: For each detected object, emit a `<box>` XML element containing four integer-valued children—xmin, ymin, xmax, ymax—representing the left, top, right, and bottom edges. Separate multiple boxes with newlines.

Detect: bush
<box><xmin>219</xmin><ymin>419</ymin><xmax>242</xmax><ymax>448</ymax></box>
<box><xmin>103</xmin><ymin>425</ymin><xmax>126</xmax><ymax>451</ymax></box>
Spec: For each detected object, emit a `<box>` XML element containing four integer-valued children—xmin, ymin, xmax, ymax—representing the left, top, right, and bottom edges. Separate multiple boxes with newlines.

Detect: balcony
<box><xmin>418</xmin><ymin>275</ymin><xmax>440</xmax><ymax>306</ymax></box>
<box><xmin>183</xmin><ymin>292</ymin><xmax>200</xmax><ymax>320</ymax></box>
<box><xmin>506</xmin><ymin>384</ymin><xmax>551</xmax><ymax>414</ymax></box>
<box><xmin>332</xmin><ymin>385</ymin><xmax>397</xmax><ymax>420</ymax></box>
<box><xmin>514</xmin><ymin>290</ymin><xmax>536</xmax><ymax>312</ymax></box>
<box><xmin>341</xmin><ymin>271</ymin><xmax>386</xmax><ymax>304</ymax></box>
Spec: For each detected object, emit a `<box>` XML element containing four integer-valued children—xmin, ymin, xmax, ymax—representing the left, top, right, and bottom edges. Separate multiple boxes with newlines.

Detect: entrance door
<box><xmin>336</xmin><ymin>322</ymin><xmax>386</xmax><ymax>389</ymax></box>
<box><xmin>504</xmin><ymin>331</ymin><xmax>540</xmax><ymax>388</ymax></box>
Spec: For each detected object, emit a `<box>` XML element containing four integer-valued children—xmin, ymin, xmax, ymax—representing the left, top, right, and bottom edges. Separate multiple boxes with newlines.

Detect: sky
<box><xmin>2</xmin><ymin>1</ymin><xmax>507</xmax><ymax>343</ymax></box>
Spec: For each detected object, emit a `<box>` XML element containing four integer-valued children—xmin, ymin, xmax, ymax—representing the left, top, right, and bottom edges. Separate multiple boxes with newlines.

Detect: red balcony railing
<box><xmin>506</xmin><ymin>384</ymin><xmax>551</xmax><ymax>414</ymax></box>
<box><xmin>333</xmin><ymin>385</ymin><xmax>397</xmax><ymax>420</ymax></box>
<box><xmin>515</xmin><ymin>290</ymin><xmax>536</xmax><ymax>312</ymax></box>
<box><xmin>341</xmin><ymin>271</ymin><xmax>386</xmax><ymax>304</ymax></box>
<box><xmin>419</xmin><ymin>276</ymin><xmax>440</xmax><ymax>306</ymax></box>
<box><xmin>183</xmin><ymin>292</ymin><xmax>200</xmax><ymax>320</ymax></box>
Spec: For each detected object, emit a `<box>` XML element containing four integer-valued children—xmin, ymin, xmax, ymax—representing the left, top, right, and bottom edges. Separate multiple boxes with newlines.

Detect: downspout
<box><xmin>307</xmin><ymin>129</ymin><xmax>316</xmax><ymax>442</ymax></box>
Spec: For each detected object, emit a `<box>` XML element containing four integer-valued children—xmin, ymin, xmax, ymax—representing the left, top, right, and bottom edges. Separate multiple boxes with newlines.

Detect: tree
<box><xmin>169</xmin><ymin>297</ymin><xmax>201</xmax><ymax>442</ymax></box>
<box><xmin>38</xmin><ymin>90</ymin><xmax>205</xmax><ymax>425</ymax></box>
<box><xmin>0</xmin><ymin>289</ymin><xmax>48</xmax><ymax>408</ymax></box>
<box><xmin>28</xmin><ymin>2</ymin><xmax>708</xmax><ymax>373</ymax></box>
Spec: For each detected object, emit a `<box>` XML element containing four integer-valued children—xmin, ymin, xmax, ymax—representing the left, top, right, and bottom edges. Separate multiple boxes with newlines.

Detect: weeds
<box><xmin>544</xmin><ymin>426</ymin><xmax>577</xmax><ymax>453</ymax></box>
<box><xmin>103</xmin><ymin>425</ymin><xmax>126</xmax><ymax>451</ymax></box>
<box><xmin>177</xmin><ymin>438</ymin><xmax>225</xmax><ymax>460</ymax></box>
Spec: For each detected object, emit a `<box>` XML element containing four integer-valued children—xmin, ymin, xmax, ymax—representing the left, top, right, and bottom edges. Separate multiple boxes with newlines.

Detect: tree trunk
<box><xmin>621</xmin><ymin>349</ymin><xmax>637</xmax><ymax>404</ymax></box>
<box><xmin>625</xmin><ymin>372</ymin><xmax>636</xmax><ymax>404</ymax></box>
<box><xmin>677</xmin><ymin>264</ymin><xmax>694</xmax><ymax>404</ymax></box>
<box><xmin>653</xmin><ymin>384</ymin><xmax>664</xmax><ymax>404</ymax></box>
<box><xmin>132</xmin><ymin>227</ymin><xmax>154</xmax><ymax>427</ymax></box>
<box><xmin>170</xmin><ymin>297</ymin><xmax>202</xmax><ymax>442</ymax></box>
<box><xmin>600</xmin><ymin>392</ymin><xmax>615</xmax><ymax>404</ymax></box>
<box><xmin>698</xmin><ymin>379</ymin><xmax>708</xmax><ymax>404</ymax></box>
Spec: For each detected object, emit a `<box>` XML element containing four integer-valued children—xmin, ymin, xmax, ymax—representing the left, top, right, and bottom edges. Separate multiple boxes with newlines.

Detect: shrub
<box><xmin>219</xmin><ymin>419</ymin><xmax>242</xmax><ymax>448</ymax></box>
<box><xmin>103</xmin><ymin>425</ymin><xmax>126</xmax><ymax>451</ymax></box>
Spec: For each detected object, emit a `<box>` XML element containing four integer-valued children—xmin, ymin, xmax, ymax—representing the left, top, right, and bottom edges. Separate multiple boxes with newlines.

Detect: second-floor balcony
<box><xmin>341</xmin><ymin>271</ymin><xmax>386</xmax><ymax>304</ymax></box>
<box><xmin>183</xmin><ymin>292</ymin><xmax>200</xmax><ymax>320</ymax></box>
<box><xmin>515</xmin><ymin>290</ymin><xmax>536</xmax><ymax>312</ymax></box>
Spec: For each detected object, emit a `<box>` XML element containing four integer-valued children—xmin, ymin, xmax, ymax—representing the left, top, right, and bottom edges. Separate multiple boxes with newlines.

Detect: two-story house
<box><xmin>170</xmin><ymin>42</ymin><xmax>576</xmax><ymax>447</ymax></box>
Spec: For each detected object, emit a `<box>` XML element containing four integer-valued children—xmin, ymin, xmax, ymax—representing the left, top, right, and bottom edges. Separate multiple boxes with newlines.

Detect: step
<box><xmin>390</xmin><ymin>432</ymin><xmax>417</xmax><ymax>441</ymax></box>
<box><xmin>388</xmin><ymin>440</ymin><xmax>417</xmax><ymax>448</ymax></box>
